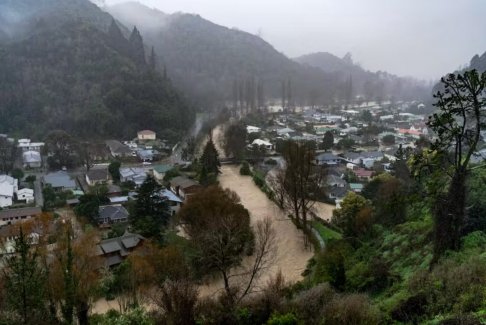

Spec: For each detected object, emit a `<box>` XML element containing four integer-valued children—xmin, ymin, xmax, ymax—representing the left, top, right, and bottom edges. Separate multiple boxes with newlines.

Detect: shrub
<box><xmin>323</xmin><ymin>294</ymin><xmax>379</xmax><ymax>325</ymax></box>
<box><xmin>266</xmin><ymin>313</ymin><xmax>301</xmax><ymax>325</ymax></box>
<box><xmin>289</xmin><ymin>283</ymin><xmax>335</xmax><ymax>324</ymax></box>
<box><xmin>240</xmin><ymin>162</ymin><xmax>252</xmax><ymax>176</ymax></box>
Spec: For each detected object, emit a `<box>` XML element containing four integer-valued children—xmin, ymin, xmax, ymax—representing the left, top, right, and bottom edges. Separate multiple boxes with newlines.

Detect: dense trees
<box><xmin>417</xmin><ymin>70</ymin><xmax>486</xmax><ymax>260</ymax></box>
<box><xmin>332</xmin><ymin>192</ymin><xmax>373</xmax><ymax>238</ymax></box>
<box><xmin>223</xmin><ymin>123</ymin><xmax>247</xmax><ymax>159</ymax></box>
<box><xmin>320</xmin><ymin>131</ymin><xmax>334</xmax><ymax>151</ymax></box>
<box><xmin>0</xmin><ymin>136</ymin><xmax>16</xmax><ymax>174</ymax></box>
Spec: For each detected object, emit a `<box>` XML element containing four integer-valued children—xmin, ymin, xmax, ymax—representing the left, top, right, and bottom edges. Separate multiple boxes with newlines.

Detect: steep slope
<box><xmin>0</xmin><ymin>0</ymin><xmax>194</xmax><ymax>140</ymax></box>
<box><xmin>294</xmin><ymin>52</ymin><xmax>357</xmax><ymax>74</ymax></box>
<box><xmin>470</xmin><ymin>51</ymin><xmax>486</xmax><ymax>72</ymax></box>
<box><xmin>107</xmin><ymin>2</ymin><xmax>338</xmax><ymax>106</ymax></box>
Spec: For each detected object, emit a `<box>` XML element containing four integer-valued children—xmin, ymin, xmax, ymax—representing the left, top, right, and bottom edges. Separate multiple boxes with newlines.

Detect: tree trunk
<box><xmin>77</xmin><ymin>301</ymin><xmax>90</xmax><ymax>325</ymax></box>
<box><xmin>432</xmin><ymin>171</ymin><xmax>466</xmax><ymax>263</ymax></box>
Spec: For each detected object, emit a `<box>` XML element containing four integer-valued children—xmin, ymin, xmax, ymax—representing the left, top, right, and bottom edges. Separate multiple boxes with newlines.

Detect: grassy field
<box><xmin>311</xmin><ymin>220</ymin><xmax>342</xmax><ymax>242</ymax></box>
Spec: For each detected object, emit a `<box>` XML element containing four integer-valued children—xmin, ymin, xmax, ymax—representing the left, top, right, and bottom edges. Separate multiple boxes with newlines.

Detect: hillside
<box><xmin>108</xmin><ymin>2</ymin><xmax>340</xmax><ymax>107</ymax></box>
<box><xmin>108</xmin><ymin>3</ymin><xmax>430</xmax><ymax>107</ymax></box>
<box><xmin>0</xmin><ymin>0</ymin><xmax>194</xmax><ymax>140</ymax></box>
<box><xmin>295</xmin><ymin>51</ymin><xmax>429</xmax><ymax>103</ymax></box>
<box><xmin>470</xmin><ymin>51</ymin><xmax>486</xmax><ymax>72</ymax></box>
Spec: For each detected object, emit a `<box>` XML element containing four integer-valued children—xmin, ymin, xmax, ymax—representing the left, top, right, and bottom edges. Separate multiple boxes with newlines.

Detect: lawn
<box><xmin>311</xmin><ymin>220</ymin><xmax>342</xmax><ymax>242</ymax></box>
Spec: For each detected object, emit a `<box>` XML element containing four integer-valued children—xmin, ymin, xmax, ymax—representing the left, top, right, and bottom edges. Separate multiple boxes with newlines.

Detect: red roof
<box><xmin>353</xmin><ymin>168</ymin><xmax>373</xmax><ymax>178</ymax></box>
<box><xmin>398</xmin><ymin>128</ymin><xmax>421</xmax><ymax>136</ymax></box>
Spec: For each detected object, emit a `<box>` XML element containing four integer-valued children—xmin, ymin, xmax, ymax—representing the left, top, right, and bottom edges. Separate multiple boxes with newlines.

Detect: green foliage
<box><xmin>131</xmin><ymin>175</ymin><xmax>169</xmax><ymax>237</ymax></box>
<box><xmin>311</xmin><ymin>220</ymin><xmax>342</xmax><ymax>243</ymax></box>
<box><xmin>10</xmin><ymin>168</ymin><xmax>24</xmax><ymax>180</ymax></box>
<box><xmin>332</xmin><ymin>192</ymin><xmax>373</xmax><ymax>238</ymax></box>
<box><xmin>321</xmin><ymin>131</ymin><xmax>334</xmax><ymax>151</ymax></box>
<box><xmin>240</xmin><ymin>162</ymin><xmax>252</xmax><ymax>176</ymax></box>
<box><xmin>1</xmin><ymin>228</ymin><xmax>48</xmax><ymax>324</ymax></box>
<box><xmin>163</xmin><ymin>168</ymin><xmax>181</xmax><ymax>181</ymax></box>
<box><xmin>336</xmin><ymin>137</ymin><xmax>356</xmax><ymax>150</ymax></box>
<box><xmin>224</xmin><ymin>123</ymin><xmax>247</xmax><ymax>159</ymax></box>
<box><xmin>25</xmin><ymin>175</ymin><xmax>36</xmax><ymax>183</ymax></box>
<box><xmin>108</xmin><ymin>161</ymin><xmax>121</xmax><ymax>183</ymax></box>
<box><xmin>266</xmin><ymin>313</ymin><xmax>301</xmax><ymax>325</ymax></box>
<box><xmin>200</xmin><ymin>138</ymin><xmax>220</xmax><ymax>176</ymax></box>
<box><xmin>90</xmin><ymin>308</ymin><xmax>154</xmax><ymax>325</ymax></box>
<box><xmin>74</xmin><ymin>193</ymin><xmax>110</xmax><ymax>224</ymax></box>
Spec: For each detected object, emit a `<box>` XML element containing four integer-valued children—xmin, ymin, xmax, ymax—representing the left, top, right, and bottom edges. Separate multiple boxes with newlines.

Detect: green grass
<box><xmin>312</xmin><ymin>221</ymin><xmax>342</xmax><ymax>242</ymax></box>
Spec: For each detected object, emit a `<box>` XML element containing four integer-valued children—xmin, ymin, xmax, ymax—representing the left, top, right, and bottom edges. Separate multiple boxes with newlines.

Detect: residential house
<box><xmin>349</xmin><ymin>183</ymin><xmax>364</xmax><ymax>193</ymax></box>
<box><xmin>160</xmin><ymin>189</ymin><xmax>183</xmax><ymax>215</ymax></box>
<box><xmin>137</xmin><ymin>130</ymin><xmax>156</xmax><ymax>141</ymax></box>
<box><xmin>0</xmin><ymin>207</ymin><xmax>42</xmax><ymax>227</ymax></box>
<box><xmin>106</xmin><ymin>140</ymin><xmax>132</xmax><ymax>158</ymax></box>
<box><xmin>325</xmin><ymin>174</ymin><xmax>347</xmax><ymax>188</ymax></box>
<box><xmin>0</xmin><ymin>225</ymin><xmax>42</xmax><ymax>255</ymax></box>
<box><xmin>120</xmin><ymin>167</ymin><xmax>147</xmax><ymax>186</ymax></box>
<box><xmin>86</xmin><ymin>169</ymin><xmax>110</xmax><ymax>186</ymax></box>
<box><xmin>137</xmin><ymin>149</ymin><xmax>159</xmax><ymax>162</ymax></box>
<box><xmin>18</xmin><ymin>139</ymin><xmax>45</xmax><ymax>153</ymax></box>
<box><xmin>22</xmin><ymin>151</ymin><xmax>42</xmax><ymax>168</ymax></box>
<box><xmin>152</xmin><ymin>164</ymin><xmax>172</xmax><ymax>182</ymax></box>
<box><xmin>353</xmin><ymin>168</ymin><xmax>373</xmax><ymax>181</ymax></box>
<box><xmin>276</xmin><ymin>127</ymin><xmax>295</xmax><ymax>137</ymax></box>
<box><xmin>328</xmin><ymin>186</ymin><xmax>348</xmax><ymax>201</ymax></box>
<box><xmin>342</xmin><ymin>152</ymin><xmax>362</xmax><ymax>165</ymax></box>
<box><xmin>316</xmin><ymin>153</ymin><xmax>340</xmax><ymax>166</ymax></box>
<box><xmin>246</xmin><ymin>126</ymin><xmax>261</xmax><ymax>134</ymax></box>
<box><xmin>250</xmin><ymin>139</ymin><xmax>273</xmax><ymax>151</ymax></box>
<box><xmin>96</xmin><ymin>232</ymin><xmax>145</xmax><ymax>268</ymax></box>
<box><xmin>169</xmin><ymin>176</ymin><xmax>201</xmax><ymax>200</ymax></box>
<box><xmin>0</xmin><ymin>175</ymin><xmax>18</xmax><ymax>208</ymax></box>
<box><xmin>97</xmin><ymin>205</ymin><xmax>129</xmax><ymax>225</ymax></box>
<box><xmin>43</xmin><ymin>171</ymin><xmax>77</xmax><ymax>192</ymax></box>
<box><xmin>17</xmin><ymin>188</ymin><xmax>34</xmax><ymax>203</ymax></box>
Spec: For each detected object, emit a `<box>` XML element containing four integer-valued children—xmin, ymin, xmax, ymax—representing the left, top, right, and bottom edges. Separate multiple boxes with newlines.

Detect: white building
<box><xmin>137</xmin><ymin>130</ymin><xmax>156</xmax><ymax>141</ymax></box>
<box><xmin>251</xmin><ymin>139</ymin><xmax>273</xmax><ymax>151</ymax></box>
<box><xmin>18</xmin><ymin>139</ymin><xmax>45</xmax><ymax>153</ymax></box>
<box><xmin>246</xmin><ymin>125</ymin><xmax>261</xmax><ymax>134</ymax></box>
<box><xmin>17</xmin><ymin>188</ymin><xmax>34</xmax><ymax>204</ymax></box>
<box><xmin>22</xmin><ymin>151</ymin><xmax>42</xmax><ymax>168</ymax></box>
<box><xmin>0</xmin><ymin>175</ymin><xmax>18</xmax><ymax>208</ymax></box>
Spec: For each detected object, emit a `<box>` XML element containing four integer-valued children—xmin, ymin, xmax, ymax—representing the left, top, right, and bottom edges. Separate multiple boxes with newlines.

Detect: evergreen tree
<box><xmin>149</xmin><ymin>46</ymin><xmax>157</xmax><ymax>70</ymax></box>
<box><xmin>2</xmin><ymin>227</ymin><xmax>47</xmax><ymax>324</ymax></box>
<box><xmin>200</xmin><ymin>137</ymin><xmax>221</xmax><ymax>175</ymax></box>
<box><xmin>129</xmin><ymin>26</ymin><xmax>146</xmax><ymax>66</ymax></box>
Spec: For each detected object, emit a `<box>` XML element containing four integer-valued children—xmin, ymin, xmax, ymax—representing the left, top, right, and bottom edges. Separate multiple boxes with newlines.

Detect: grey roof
<box><xmin>329</xmin><ymin>187</ymin><xmax>348</xmax><ymax>198</ymax></box>
<box><xmin>97</xmin><ymin>232</ymin><xmax>145</xmax><ymax>267</ymax></box>
<box><xmin>361</xmin><ymin>151</ymin><xmax>384</xmax><ymax>159</ymax></box>
<box><xmin>170</xmin><ymin>176</ymin><xmax>199</xmax><ymax>190</ymax></box>
<box><xmin>106</xmin><ymin>140</ymin><xmax>131</xmax><ymax>155</ymax></box>
<box><xmin>43</xmin><ymin>171</ymin><xmax>76</xmax><ymax>189</ymax></box>
<box><xmin>87</xmin><ymin>169</ymin><xmax>109</xmax><ymax>182</ymax></box>
<box><xmin>0</xmin><ymin>207</ymin><xmax>42</xmax><ymax>220</ymax></box>
<box><xmin>160</xmin><ymin>189</ymin><xmax>183</xmax><ymax>203</ymax></box>
<box><xmin>98</xmin><ymin>205</ymin><xmax>129</xmax><ymax>223</ymax></box>
<box><xmin>342</xmin><ymin>152</ymin><xmax>362</xmax><ymax>160</ymax></box>
<box><xmin>316</xmin><ymin>153</ymin><xmax>340</xmax><ymax>161</ymax></box>
<box><xmin>326</xmin><ymin>175</ymin><xmax>347</xmax><ymax>186</ymax></box>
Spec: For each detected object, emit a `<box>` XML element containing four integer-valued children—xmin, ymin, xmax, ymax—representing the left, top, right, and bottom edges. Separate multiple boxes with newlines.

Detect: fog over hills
<box><xmin>107</xmin><ymin>2</ymin><xmax>430</xmax><ymax>107</ymax></box>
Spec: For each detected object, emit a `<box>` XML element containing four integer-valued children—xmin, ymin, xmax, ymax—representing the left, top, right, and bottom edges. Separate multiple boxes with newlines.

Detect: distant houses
<box><xmin>22</xmin><ymin>151</ymin><xmax>42</xmax><ymax>168</ymax></box>
<box><xmin>96</xmin><ymin>232</ymin><xmax>145</xmax><ymax>268</ymax></box>
<box><xmin>86</xmin><ymin>168</ymin><xmax>111</xmax><ymax>186</ymax></box>
<box><xmin>106</xmin><ymin>140</ymin><xmax>132</xmax><ymax>158</ymax></box>
<box><xmin>97</xmin><ymin>205</ymin><xmax>129</xmax><ymax>226</ymax></box>
<box><xmin>0</xmin><ymin>207</ymin><xmax>42</xmax><ymax>227</ymax></box>
<box><xmin>43</xmin><ymin>171</ymin><xmax>77</xmax><ymax>192</ymax></box>
<box><xmin>137</xmin><ymin>130</ymin><xmax>156</xmax><ymax>141</ymax></box>
<box><xmin>169</xmin><ymin>176</ymin><xmax>202</xmax><ymax>200</ymax></box>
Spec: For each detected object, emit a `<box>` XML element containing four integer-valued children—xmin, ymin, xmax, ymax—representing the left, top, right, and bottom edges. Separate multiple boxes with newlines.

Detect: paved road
<box><xmin>33</xmin><ymin>178</ymin><xmax>44</xmax><ymax>208</ymax></box>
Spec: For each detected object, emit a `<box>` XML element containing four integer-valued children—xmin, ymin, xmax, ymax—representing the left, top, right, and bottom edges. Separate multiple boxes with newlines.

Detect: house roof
<box><xmin>329</xmin><ymin>187</ymin><xmax>348</xmax><ymax>198</ymax></box>
<box><xmin>97</xmin><ymin>232</ymin><xmax>145</xmax><ymax>267</ymax></box>
<box><xmin>0</xmin><ymin>207</ymin><xmax>42</xmax><ymax>220</ymax></box>
<box><xmin>361</xmin><ymin>151</ymin><xmax>384</xmax><ymax>159</ymax></box>
<box><xmin>87</xmin><ymin>169</ymin><xmax>109</xmax><ymax>182</ymax></box>
<box><xmin>170</xmin><ymin>176</ymin><xmax>200</xmax><ymax>190</ymax></box>
<box><xmin>22</xmin><ymin>151</ymin><xmax>41</xmax><ymax>163</ymax></box>
<box><xmin>252</xmin><ymin>139</ymin><xmax>272</xmax><ymax>147</ymax></box>
<box><xmin>316</xmin><ymin>153</ymin><xmax>339</xmax><ymax>161</ymax></box>
<box><xmin>43</xmin><ymin>171</ymin><xmax>76</xmax><ymax>189</ymax></box>
<box><xmin>160</xmin><ymin>189</ymin><xmax>183</xmax><ymax>203</ymax></box>
<box><xmin>152</xmin><ymin>164</ymin><xmax>172</xmax><ymax>174</ymax></box>
<box><xmin>137</xmin><ymin>130</ymin><xmax>156</xmax><ymax>136</ymax></box>
<box><xmin>106</xmin><ymin>140</ymin><xmax>132</xmax><ymax>154</ymax></box>
<box><xmin>354</xmin><ymin>169</ymin><xmax>373</xmax><ymax>178</ymax></box>
<box><xmin>342</xmin><ymin>152</ymin><xmax>362</xmax><ymax>160</ymax></box>
<box><xmin>98</xmin><ymin>205</ymin><xmax>129</xmax><ymax>223</ymax></box>
<box><xmin>0</xmin><ymin>175</ymin><xmax>16</xmax><ymax>197</ymax></box>
<box><xmin>326</xmin><ymin>174</ymin><xmax>346</xmax><ymax>186</ymax></box>
<box><xmin>349</xmin><ymin>183</ymin><xmax>364</xmax><ymax>190</ymax></box>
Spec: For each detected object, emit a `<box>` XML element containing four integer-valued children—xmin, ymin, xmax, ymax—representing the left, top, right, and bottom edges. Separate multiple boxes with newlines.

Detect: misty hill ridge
<box><xmin>107</xmin><ymin>2</ymin><xmax>429</xmax><ymax>106</ymax></box>
<box><xmin>0</xmin><ymin>0</ymin><xmax>194</xmax><ymax>139</ymax></box>
<box><xmin>294</xmin><ymin>52</ymin><xmax>359</xmax><ymax>74</ymax></box>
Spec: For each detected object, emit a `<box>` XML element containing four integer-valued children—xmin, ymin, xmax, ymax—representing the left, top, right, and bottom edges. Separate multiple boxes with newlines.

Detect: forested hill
<box><xmin>294</xmin><ymin>51</ymin><xmax>429</xmax><ymax>103</ymax></box>
<box><xmin>470</xmin><ymin>51</ymin><xmax>486</xmax><ymax>72</ymax></box>
<box><xmin>107</xmin><ymin>2</ymin><xmax>430</xmax><ymax>107</ymax></box>
<box><xmin>107</xmin><ymin>2</ymin><xmax>337</xmax><ymax>107</ymax></box>
<box><xmin>0</xmin><ymin>0</ymin><xmax>194</xmax><ymax>141</ymax></box>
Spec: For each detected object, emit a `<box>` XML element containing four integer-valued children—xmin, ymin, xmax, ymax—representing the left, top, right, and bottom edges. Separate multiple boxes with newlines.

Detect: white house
<box><xmin>160</xmin><ymin>189</ymin><xmax>183</xmax><ymax>216</ymax></box>
<box><xmin>18</xmin><ymin>139</ymin><xmax>45</xmax><ymax>153</ymax></box>
<box><xmin>246</xmin><ymin>125</ymin><xmax>261</xmax><ymax>134</ymax></box>
<box><xmin>251</xmin><ymin>139</ymin><xmax>273</xmax><ymax>151</ymax></box>
<box><xmin>137</xmin><ymin>130</ymin><xmax>156</xmax><ymax>141</ymax></box>
<box><xmin>0</xmin><ymin>175</ymin><xmax>18</xmax><ymax>208</ymax></box>
<box><xmin>17</xmin><ymin>188</ymin><xmax>34</xmax><ymax>204</ymax></box>
<box><xmin>22</xmin><ymin>151</ymin><xmax>42</xmax><ymax>168</ymax></box>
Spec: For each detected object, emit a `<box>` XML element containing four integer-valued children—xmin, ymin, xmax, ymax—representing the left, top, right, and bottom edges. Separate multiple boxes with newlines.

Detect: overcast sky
<box><xmin>104</xmin><ymin>0</ymin><xmax>486</xmax><ymax>80</ymax></box>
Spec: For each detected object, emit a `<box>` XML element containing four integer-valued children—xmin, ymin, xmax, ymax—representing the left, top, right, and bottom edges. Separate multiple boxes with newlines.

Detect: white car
<box><xmin>142</xmin><ymin>161</ymin><xmax>152</xmax><ymax>166</ymax></box>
